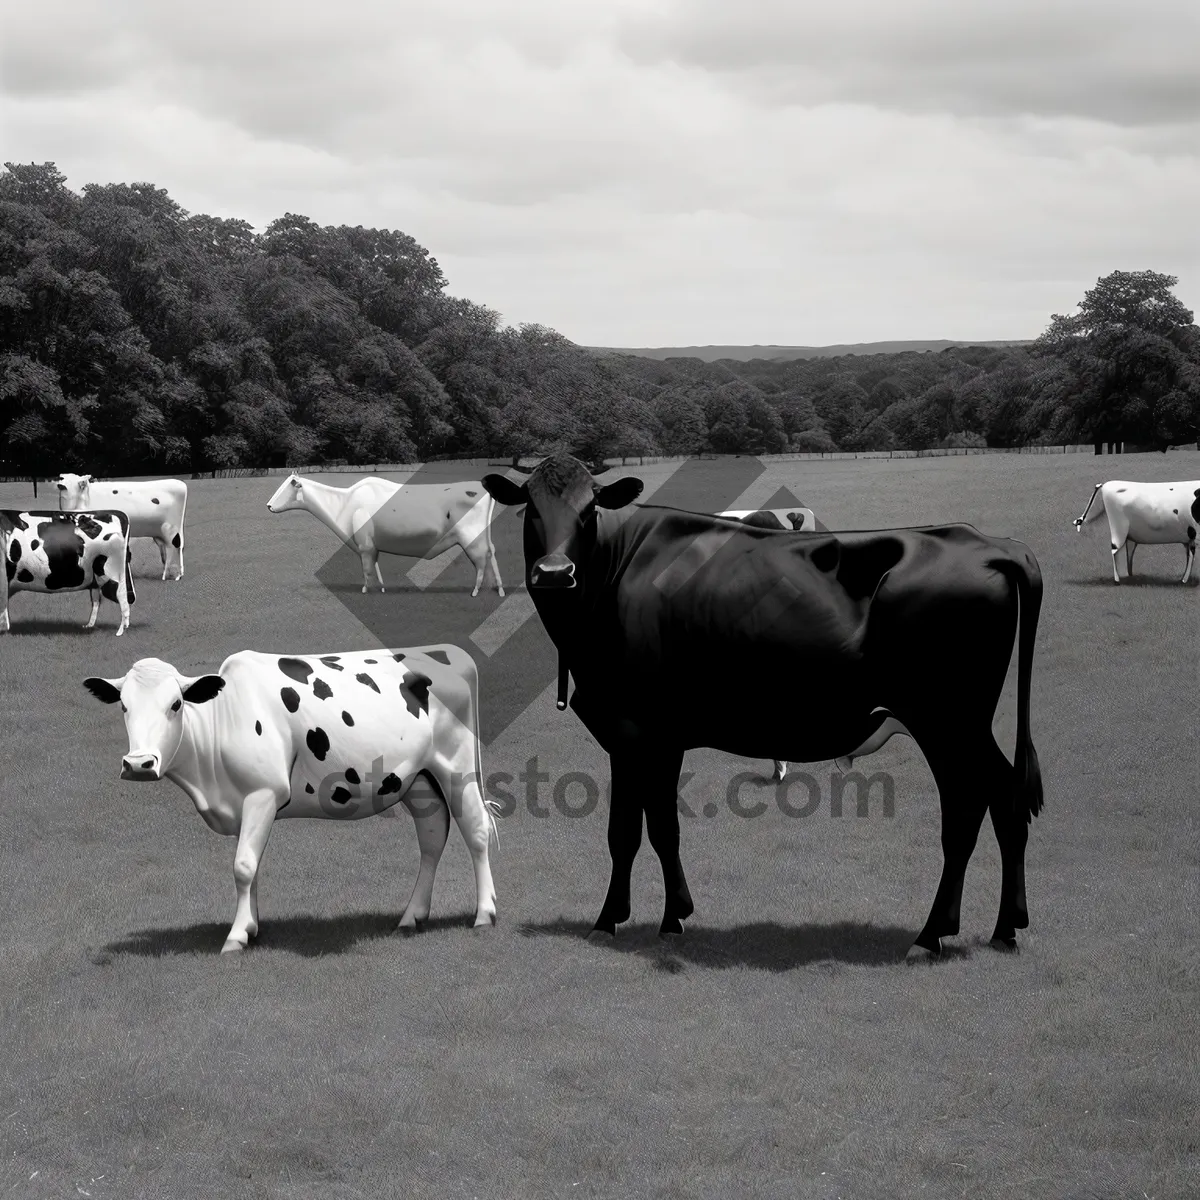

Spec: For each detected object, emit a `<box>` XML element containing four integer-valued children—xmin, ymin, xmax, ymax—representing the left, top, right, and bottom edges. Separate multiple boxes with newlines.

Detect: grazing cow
<box><xmin>482</xmin><ymin>455</ymin><xmax>1044</xmax><ymax>958</ymax></box>
<box><xmin>83</xmin><ymin>645</ymin><xmax>498</xmax><ymax>953</ymax></box>
<box><xmin>718</xmin><ymin>508</ymin><xmax>825</xmax><ymax>781</ymax></box>
<box><xmin>1073</xmin><ymin>480</ymin><xmax>1200</xmax><ymax>583</ymax></box>
<box><xmin>267</xmin><ymin>474</ymin><xmax>505</xmax><ymax>597</ymax></box>
<box><xmin>1</xmin><ymin>510</ymin><xmax>135</xmax><ymax>635</ymax></box>
<box><xmin>56</xmin><ymin>474</ymin><xmax>188</xmax><ymax>581</ymax></box>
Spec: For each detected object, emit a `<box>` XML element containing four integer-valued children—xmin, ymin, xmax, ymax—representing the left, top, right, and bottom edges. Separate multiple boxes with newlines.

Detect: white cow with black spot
<box><xmin>84</xmin><ymin>644</ymin><xmax>498</xmax><ymax>953</ymax></box>
<box><xmin>1</xmin><ymin>509</ymin><xmax>136</xmax><ymax>635</ymax></box>
<box><xmin>1073</xmin><ymin>479</ymin><xmax>1200</xmax><ymax>583</ymax></box>
<box><xmin>56</xmin><ymin>473</ymin><xmax>188</xmax><ymax>580</ymax></box>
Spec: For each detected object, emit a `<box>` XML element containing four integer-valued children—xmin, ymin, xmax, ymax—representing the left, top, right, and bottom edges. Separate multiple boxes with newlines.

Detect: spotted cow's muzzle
<box><xmin>121</xmin><ymin>752</ymin><xmax>162</xmax><ymax>781</ymax></box>
<box><xmin>530</xmin><ymin>555</ymin><xmax>577</xmax><ymax>589</ymax></box>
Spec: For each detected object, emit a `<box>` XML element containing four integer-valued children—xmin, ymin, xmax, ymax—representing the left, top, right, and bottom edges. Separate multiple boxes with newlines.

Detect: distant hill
<box><xmin>586</xmin><ymin>339</ymin><xmax>1033</xmax><ymax>362</ymax></box>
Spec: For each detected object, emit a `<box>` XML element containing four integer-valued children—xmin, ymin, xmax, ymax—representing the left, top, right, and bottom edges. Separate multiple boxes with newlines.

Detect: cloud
<box><xmin>619</xmin><ymin>0</ymin><xmax>1200</xmax><ymax>127</ymax></box>
<box><xmin>1</xmin><ymin>0</ymin><xmax>1197</xmax><ymax>345</ymax></box>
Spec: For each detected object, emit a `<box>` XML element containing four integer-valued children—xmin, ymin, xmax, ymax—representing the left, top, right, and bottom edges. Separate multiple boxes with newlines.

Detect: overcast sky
<box><xmin>3</xmin><ymin>0</ymin><xmax>1198</xmax><ymax>347</ymax></box>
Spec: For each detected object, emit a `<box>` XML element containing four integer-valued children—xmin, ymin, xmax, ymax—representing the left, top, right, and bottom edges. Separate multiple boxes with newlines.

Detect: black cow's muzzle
<box><xmin>530</xmin><ymin>557</ymin><xmax>577</xmax><ymax>589</ymax></box>
<box><xmin>121</xmin><ymin>753</ymin><xmax>161</xmax><ymax>781</ymax></box>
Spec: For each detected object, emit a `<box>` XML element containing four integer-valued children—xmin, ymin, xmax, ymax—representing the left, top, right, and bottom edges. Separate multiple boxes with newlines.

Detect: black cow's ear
<box><xmin>83</xmin><ymin>677</ymin><xmax>123</xmax><ymax>704</ymax></box>
<box><xmin>182</xmin><ymin>675</ymin><xmax>225</xmax><ymax>704</ymax></box>
<box><xmin>481</xmin><ymin>474</ymin><xmax>530</xmax><ymax>507</ymax></box>
<box><xmin>595</xmin><ymin>477</ymin><xmax>644</xmax><ymax>509</ymax></box>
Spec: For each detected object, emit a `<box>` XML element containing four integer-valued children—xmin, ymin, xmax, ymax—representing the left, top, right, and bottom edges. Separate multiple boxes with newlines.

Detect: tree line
<box><xmin>2</xmin><ymin>161</ymin><xmax>1197</xmax><ymax>477</ymax></box>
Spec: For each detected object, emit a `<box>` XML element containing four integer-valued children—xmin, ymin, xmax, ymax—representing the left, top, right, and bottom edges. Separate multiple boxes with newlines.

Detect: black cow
<box><xmin>482</xmin><ymin>455</ymin><xmax>1044</xmax><ymax>957</ymax></box>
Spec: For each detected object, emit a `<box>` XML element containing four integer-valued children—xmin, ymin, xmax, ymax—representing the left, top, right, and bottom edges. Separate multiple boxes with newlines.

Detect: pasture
<box><xmin>1</xmin><ymin>451</ymin><xmax>1197</xmax><ymax>1199</ymax></box>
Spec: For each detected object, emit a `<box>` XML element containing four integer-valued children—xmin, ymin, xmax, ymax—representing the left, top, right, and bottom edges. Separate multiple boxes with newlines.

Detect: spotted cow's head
<box><xmin>83</xmin><ymin>658</ymin><xmax>225</xmax><ymax>781</ymax></box>
<box><xmin>55</xmin><ymin>473</ymin><xmax>93</xmax><ymax>509</ymax></box>
<box><xmin>266</xmin><ymin>474</ymin><xmax>306</xmax><ymax>514</ymax></box>
<box><xmin>482</xmin><ymin>455</ymin><xmax>643</xmax><ymax>591</ymax></box>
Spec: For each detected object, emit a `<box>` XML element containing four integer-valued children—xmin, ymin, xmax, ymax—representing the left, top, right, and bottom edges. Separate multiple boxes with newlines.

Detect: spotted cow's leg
<box><xmin>158</xmin><ymin>538</ymin><xmax>169</xmax><ymax>581</ymax></box>
<box><xmin>593</xmin><ymin>751</ymin><xmax>645</xmax><ymax>937</ymax></box>
<box><xmin>397</xmin><ymin>782</ymin><xmax>451</xmax><ymax>931</ymax></box>
<box><xmin>771</xmin><ymin>759</ymin><xmax>787</xmax><ymax>782</ymax></box>
<box><xmin>0</xmin><ymin>558</ymin><xmax>8</xmax><ymax>633</ymax></box>
<box><xmin>1125</xmin><ymin>541</ymin><xmax>1136</xmax><ymax>578</ymax></box>
<box><xmin>444</xmin><ymin>768</ymin><xmax>498</xmax><ymax>928</ymax></box>
<box><xmin>1182</xmin><ymin>538</ymin><xmax>1196</xmax><ymax>584</ymax></box>
<box><xmin>641</xmin><ymin>748</ymin><xmax>693</xmax><ymax>937</ymax></box>
<box><xmin>84</xmin><ymin>587</ymin><xmax>101</xmax><ymax>630</ymax></box>
<box><xmin>374</xmin><ymin>559</ymin><xmax>386</xmax><ymax>592</ymax></box>
<box><xmin>223</xmin><ymin>788</ymin><xmax>279</xmax><ymax>953</ymax></box>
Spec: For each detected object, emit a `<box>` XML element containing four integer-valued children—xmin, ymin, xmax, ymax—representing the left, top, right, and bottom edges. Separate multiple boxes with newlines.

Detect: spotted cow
<box><xmin>85</xmin><ymin>643</ymin><xmax>496</xmax><ymax>950</ymax></box>
<box><xmin>1</xmin><ymin>510</ymin><xmax>135</xmax><ymax>635</ymax></box>
<box><xmin>56</xmin><ymin>474</ymin><xmax>188</xmax><ymax>580</ymax></box>
<box><xmin>1073</xmin><ymin>479</ymin><xmax>1200</xmax><ymax>583</ymax></box>
<box><xmin>84</xmin><ymin>645</ymin><xmax>498</xmax><ymax>952</ymax></box>
<box><xmin>718</xmin><ymin>508</ymin><xmax>817</xmax><ymax>532</ymax></box>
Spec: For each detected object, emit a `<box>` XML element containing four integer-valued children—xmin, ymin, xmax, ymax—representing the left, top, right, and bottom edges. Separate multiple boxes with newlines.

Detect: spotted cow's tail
<box><xmin>995</xmin><ymin>546</ymin><xmax>1044</xmax><ymax>823</ymax></box>
<box><xmin>1073</xmin><ymin>483</ymin><xmax>1104</xmax><ymax>532</ymax></box>
<box><xmin>463</xmin><ymin>652</ymin><xmax>499</xmax><ymax>849</ymax></box>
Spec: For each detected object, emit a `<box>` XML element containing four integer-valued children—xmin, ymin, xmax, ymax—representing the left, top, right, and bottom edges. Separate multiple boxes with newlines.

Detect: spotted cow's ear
<box><xmin>181</xmin><ymin>675</ymin><xmax>225</xmax><ymax>704</ymax></box>
<box><xmin>481</xmin><ymin>474</ymin><xmax>529</xmax><ymax>507</ymax></box>
<box><xmin>83</xmin><ymin>677</ymin><xmax>123</xmax><ymax>704</ymax></box>
<box><xmin>595</xmin><ymin>477</ymin><xmax>644</xmax><ymax>510</ymax></box>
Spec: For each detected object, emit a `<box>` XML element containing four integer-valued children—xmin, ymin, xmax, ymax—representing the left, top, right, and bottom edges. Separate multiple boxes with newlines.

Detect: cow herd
<box><xmin>2</xmin><ymin>460</ymin><xmax>1197</xmax><ymax>961</ymax></box>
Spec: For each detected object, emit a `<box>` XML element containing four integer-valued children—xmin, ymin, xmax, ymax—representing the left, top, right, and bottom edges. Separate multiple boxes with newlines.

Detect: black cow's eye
<box><xmin>171</xmin><ymin>699</ymin><xmax>182</xmax><ymax>712</ymax></box>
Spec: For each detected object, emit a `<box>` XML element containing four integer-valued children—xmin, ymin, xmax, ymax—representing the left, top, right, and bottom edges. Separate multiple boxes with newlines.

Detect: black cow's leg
<box><xmin>641</xmin><ymin>749</ymin><xmax>693</xmax><ymax>936</ymax></box>
<box><xmin>983</xmin><ymin>741</ymin><xmax>1030</xmax><ymax>949</ymax></box>
<box><xmin>912</xmin><ymin>733</ymin><xmax>993</xmax><ymax>955</ymax></box>
<box><xmin>593</xmin><ymin>751</ymin><xmax>644</xmax><ymax>936</ymax></box>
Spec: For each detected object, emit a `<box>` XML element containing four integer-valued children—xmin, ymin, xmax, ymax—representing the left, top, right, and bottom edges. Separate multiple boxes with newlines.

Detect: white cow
<box><xmin>56</xmin><ymin>474</ymin><xmax>188</xmax><ymax>580</ymax></box>
<box><xmin>1073</xmin><ymin>480</ymin><xmax>1200</xmax><ymax>583</ymax></box>
<box><xmin>1</xmin><ymin>509</ymin><xmax>135</xmax><ymax>635</ymax></box>
<box><xmin>267</xmin><ymin>474</ymin><xmax>504</xmax><ymax>597</ymax></box>
<box><xmin>84</xmin><ymin>644</ymin><xmax>498</xmax><ymax>953</ymax></box>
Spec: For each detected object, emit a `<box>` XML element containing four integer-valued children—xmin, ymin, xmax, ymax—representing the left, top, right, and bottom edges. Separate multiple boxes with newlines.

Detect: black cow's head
<box><xmin>482</xmin><ymin>455</ymin><xmax>643</xmax><ymax>590</ymax></box>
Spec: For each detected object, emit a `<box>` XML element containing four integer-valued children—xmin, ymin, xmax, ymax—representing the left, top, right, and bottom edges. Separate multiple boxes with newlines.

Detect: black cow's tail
<box><xmin>996</xmin><ymin>547</ymin><xmax>1044</xmax><ymax>823</ymax></box>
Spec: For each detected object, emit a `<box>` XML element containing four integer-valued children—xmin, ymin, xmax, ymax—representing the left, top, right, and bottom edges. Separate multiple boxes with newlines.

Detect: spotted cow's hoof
<box><xmin>396</xmin><ymin>920</ymin><xmax>423</xmax><ymax>936</ymax></box>
<box><xmin>587</xmin><ymin>928</ymin><xmax>616</xmax><ymax>944</ymax></box>
<box><xmin>473</xmin><ymin>912</ymin><xmax>498</xmax><ymax>929</ymax></box>
<box><xmin>220</xmin><ymin>938</ymin><xmax>247</xmax><ymax>955</ymax></box>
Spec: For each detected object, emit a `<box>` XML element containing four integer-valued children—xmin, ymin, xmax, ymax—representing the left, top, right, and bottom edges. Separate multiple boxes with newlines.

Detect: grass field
<box><xmin>1</xmin><ymin>452</ymin><xmax>1198</xmax><ymax>1199</ymax></box>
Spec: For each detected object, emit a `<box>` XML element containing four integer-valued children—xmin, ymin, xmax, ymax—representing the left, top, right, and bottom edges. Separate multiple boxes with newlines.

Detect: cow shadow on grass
<box><xmin>519</xmin><ymin>917</ymin><xmax>974</xmax><ymax>970</ymax></box>
<box><xmin>2</xmin><ymin>620</ymin><xmax>114</xmax><ymax>637</ymax></box>
<box><xmin>98</xmin><ymin>910</ymin><xmax>478</xmax><ymax>960</ymax></box>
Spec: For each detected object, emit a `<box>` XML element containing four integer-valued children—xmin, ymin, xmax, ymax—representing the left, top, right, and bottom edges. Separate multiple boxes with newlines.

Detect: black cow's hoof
<box><xmin>989</xmin><ymin>935</ymin><xmax>1019</xmax><ymax>953</ymax></box>
<box><xmin>905</xmin><ymin>940</ymin><xmax>941</xmax><ymax>962</ymax></box>
<box><xmin>659</xmin><ymin>918</ymin><xmax>684</xmax><ymax>938</ymax></box>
